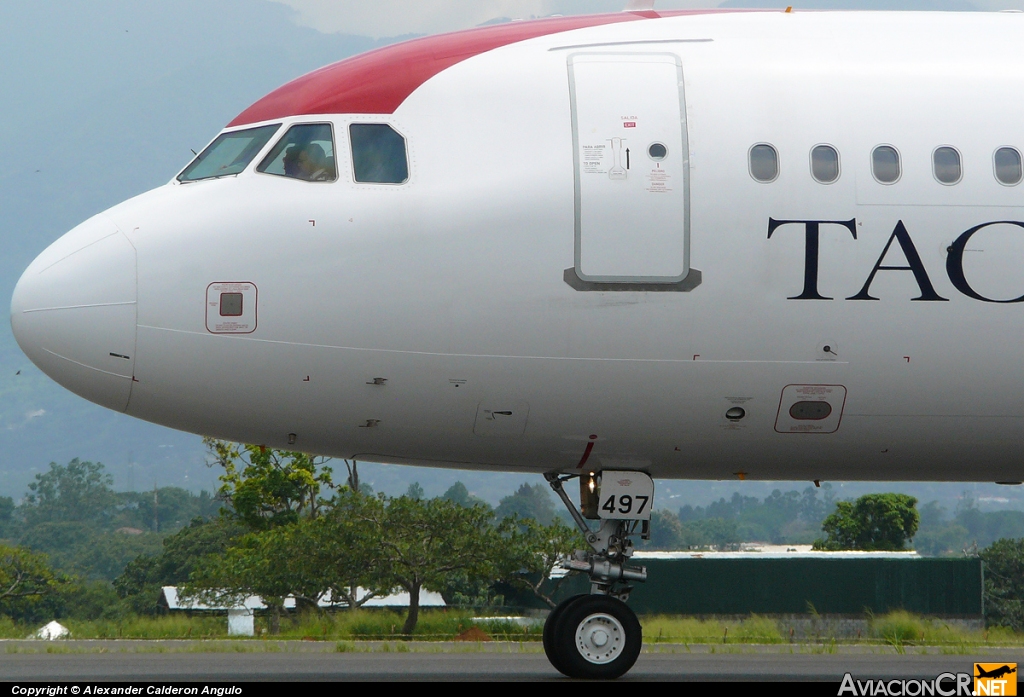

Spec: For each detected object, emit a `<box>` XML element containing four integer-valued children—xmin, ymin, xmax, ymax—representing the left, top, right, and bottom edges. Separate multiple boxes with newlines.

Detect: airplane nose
<box><xmin>10</xmin><ymin>214</ymin><xmax>138</xmax><ymax>412</ymax></box>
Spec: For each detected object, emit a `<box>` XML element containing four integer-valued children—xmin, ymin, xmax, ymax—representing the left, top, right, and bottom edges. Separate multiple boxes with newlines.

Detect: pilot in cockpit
<box><xmin>283</xmin><ymin>142</ymin><xmax>330</xmax><ymax>182</ymax></box>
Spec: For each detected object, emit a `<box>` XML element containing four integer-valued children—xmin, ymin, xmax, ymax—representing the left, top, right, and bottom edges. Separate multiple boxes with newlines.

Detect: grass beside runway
<box><xmin>0</xmin><ymin>611</ymin><xmax>1019</xmax><ymax>649</ymax></box>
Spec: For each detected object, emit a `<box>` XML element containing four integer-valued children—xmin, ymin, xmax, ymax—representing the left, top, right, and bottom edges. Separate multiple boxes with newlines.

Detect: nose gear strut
<box><xmin>545</xmin><ymin>472</ymin><xmax>649</xmax><ymax>599</ymax></box>
<box><xmin>541</xmin><ymin>471</ymin><xmax>654</xmax><ymax>678</ymax></box>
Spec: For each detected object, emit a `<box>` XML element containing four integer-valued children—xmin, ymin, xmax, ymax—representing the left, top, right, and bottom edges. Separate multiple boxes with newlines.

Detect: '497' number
<box><xmin>601</xmin><ymin>494</ymin><xmax>649</xmax><ymax>516</ymax></box>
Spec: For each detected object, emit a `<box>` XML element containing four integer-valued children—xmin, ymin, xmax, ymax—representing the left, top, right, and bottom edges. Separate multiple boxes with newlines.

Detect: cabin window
<box><xmin>871</xmin><ymin>145</ymin><xmax>901</xmax><ymax>184</ymax></box>
<box><xmin>810</xmin><ymin>145</ymin><xmax>840</xmax><ymax>184</ymax></box>
<box><xmin>177</xmin><ymin>124</ymin><xmax>280</xmax><ymax>182</ymax></box>
<box><xmin>933</xmin><ymin>146</ymin><xmax>962</xmax><ymax>185</ymax></box>
<box><xmin>257</xmin><ymin>123</ymin><xmax>337</xmax><ymax>182</ymax></box>
<box><xmin>350</xmin><ymin>123</ymin><xmax>409</xmax><ymax>184</ymax></box>
<box><xmin>994</xmin><ymin>147</ymin><xmax>1022</xmax><ymax>186</ymax></box>
<box><xmin>749</xmin><ymin>144</ymin><xmax>778</xmax><ymax>183</ymax></box>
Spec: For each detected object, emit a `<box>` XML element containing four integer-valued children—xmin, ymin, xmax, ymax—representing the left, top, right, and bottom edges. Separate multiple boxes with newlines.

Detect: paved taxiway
<box><xmin>0</xmin><ymin>642</ymin><xmax>1020</xmax><ymax>681</ymax></box>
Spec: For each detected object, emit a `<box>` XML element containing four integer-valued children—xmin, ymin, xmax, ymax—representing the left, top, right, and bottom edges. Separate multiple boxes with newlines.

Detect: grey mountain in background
<box><xmin>1</xmin><ymin>1</ymin><xmax>1018</xmax><ymax>513</ymax></box>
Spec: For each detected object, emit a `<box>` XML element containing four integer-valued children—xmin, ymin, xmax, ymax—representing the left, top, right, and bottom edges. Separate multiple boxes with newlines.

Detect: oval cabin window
<box><xmin>749</xmin><ymin>144</ymin><xmax>779</xmax><ymax>183</ymax></box>
<box><xmin>810</xmin><ymin>145</ymin><xmax>840</xmax><ymax>184</ymax></box>
<box><xmin>871</xmin><ymin>146</ymin><xmax>901</xmax><ymax>184</ymax></box>
<box><xmin>933</xmin><ymin>146</ymin><xmax>962</xmax><ymax>185</ymax></box>
<box><xmin>994</xmin><ymin>147</ymin><xmax>1022</xmax><ymax>186</ymax></box>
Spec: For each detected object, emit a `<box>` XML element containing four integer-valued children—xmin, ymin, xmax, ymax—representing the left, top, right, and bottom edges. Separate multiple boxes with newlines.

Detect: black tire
<box><xmin>554</xmin><ymin>595</ymin><xmax>642</xmax><ymax>680</ymax></box>
<box><xmin>543</xmin><ymin>594</ymin><xmax>587</xmax><ymax>676</ymax></box>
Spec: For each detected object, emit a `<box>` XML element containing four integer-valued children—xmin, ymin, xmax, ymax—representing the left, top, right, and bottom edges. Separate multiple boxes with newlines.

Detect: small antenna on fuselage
<box><xmin>624</xmin><ymin>0</ymin><xmax>656</xmax><ymax>10</ymax></box>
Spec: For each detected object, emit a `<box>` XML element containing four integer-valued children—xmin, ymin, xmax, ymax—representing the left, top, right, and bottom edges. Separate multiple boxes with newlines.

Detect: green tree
<box><xmin>114</xmin><ymin>517</ymin><xmax>244</xmax><ymax>613</ymax></box>
<box><xmin>914</xmin><ymin>501</ymin><xmax>970</xmax><ymax>556</ymax></box>
<box><xmin>189</xmin><ymin>493</ymin><xmax>503</xmax><ymax>635</ymax></box>
<box><xmin>681</xmin><ymin>517</ymin><xmax>741</xmax><ymax>549</ymax></box>
<box><xmin>185</xmin><ymin>526</ymin><xmax>306</xmax><ymax>634</ymax></box>
<box><xmin>0</xmin><ymin>496</ymin><xmax>17</xmax><ymax>539</ymax></box>
<box><xmin>75</xmin><ymin>533</ymin><xmax>165</xmax><ymax>582</ymax></box>
<box><xmin>205</xmin><ymin>439</ymin><xmax>333</xmax><ymax>531</ymax></box>
<box><xmin>310</xmin><ymin>492</ymin><xmax>398</xmax><ymax>609</ymax></box>
<box><xmin>678</xmin><ymin>487</ymin><xmax>832</xmax><ymax>544</ymax></box>
<box><xmin>337</xmin><ymin>460</ymin><xmax>374</xmax><ymax>495</ymax></box>
<box><xmin>639</xmin><ymin>510</ymin><xmax>688</xmax><ymax>550</ymax></box>
<box><xmin>186</xmin><ymin>495</ymin><xmax>388</xmax><ymax>632</ymax></box>
<box><xmin>799</xmin><ymin>484</ymin><xmax>834</xmax><ymax>525</ymax></box>
<box><xmin>980</xmin><ymin>538</ymin><xmax>1024</xmax><ymax>630</ymax></box>
<box><xmin>956</xmin><ymin>497</ymin><xmax>1024</xmax><ymax>548</ymax></box>
<box><xmin>499</xmin><ymin>516</ymin><xmax>584</xmax><ymax>608</ymax></box>
<box><xmin>113</xmin><ymin>487</ymin><xmax>220</xmax><ymax>533</ymax></box>
<box><xmin>813</xmin><ymin>493</ymin><xmax>919</xmax><ymax>551</ymax></box>
<box><xmin>19</xmin><ymin>521</ymin><xmax>96</xmax><ymax>570</ymax></box>
<box><xmin>494</xmin><ymin>483</ymin><xmax>556</xmax><ymax>525</ymax></box>
<box><xmin>21</xmin><ymin>522</ymin><xmax>163</xmax><ymax>582</ymax></box>
<box><xmin>442</xmin><ymin>482</ymin><xmax>489</xmax><ymax>509</ymax></box>
<box><xmin>23</xmin><ymin>459</ymin><xmax>117</xmax><ymax>526</ymax></box>
<box><xmin>0</xmin><ymin>544</ymin><xmax>72</xmax><ymax>622</ymax></box>
<box><xmin>62</xmin><ymin>579</ymin><xmax>124</xmax><ymax>621</ymax></box>
<box><xmin>355</xmin><ymin>494</ymin><xmax>500</xmax><ymax>635</ymax></box>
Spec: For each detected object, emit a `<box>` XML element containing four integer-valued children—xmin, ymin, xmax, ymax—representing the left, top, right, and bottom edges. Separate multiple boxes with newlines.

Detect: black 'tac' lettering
<box><xmin>767</xmin><ymin>218</ymin><xmax>857</xmax><ymax>299</ymax></box>
<box><xmin>847</xmin><ymin>220</ymin><xmax>948</xmax><ymax>301</ymax></box>
<box><xmin>947</xmin><ymin>221</ymin><xmax>1024</xmax><ymax>303</ymax></box>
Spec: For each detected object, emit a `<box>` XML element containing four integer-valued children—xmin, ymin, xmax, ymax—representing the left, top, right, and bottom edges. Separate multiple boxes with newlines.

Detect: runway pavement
<box><xmin>0</xmin><ymin>642</ymin><xmax>1020</xmax><ymax>682</ymax></box>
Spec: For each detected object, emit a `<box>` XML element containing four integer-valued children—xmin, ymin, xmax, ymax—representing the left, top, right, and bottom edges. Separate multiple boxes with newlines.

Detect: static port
<box><xmin>726</xmin><ymin>407</ymin><xmax>746</xmax><ymax>421</ymax></box>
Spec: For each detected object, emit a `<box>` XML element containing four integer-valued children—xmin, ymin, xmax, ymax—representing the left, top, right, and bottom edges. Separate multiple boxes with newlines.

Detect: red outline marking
<box><xmin>576</xmin><ymin>441</ymin><xmax>595</xmax><ymax>469</ymax></box>
<box><xmin>206</xmin><ymin>281</ymin><xmax>258</xmax><ymax>335</ymax></box>
<box><xmin>229</xmin><ymin>11</ymin><xmax>758</xmax><ymax>125</ymax></box>
<box><xmin>773</xmin><ymin>384</ymin><xmax>848</xmax><ymax>435</ymax></box>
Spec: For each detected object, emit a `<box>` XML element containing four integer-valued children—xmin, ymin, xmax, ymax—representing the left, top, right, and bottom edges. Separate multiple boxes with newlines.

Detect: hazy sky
<box><xmin>268</xmin><ymin>0</ymin><xmax>1024</xmax><ymax>38</ymax></box>
<box><xmin>270</xmin><ymin>1</ymin><xmax>716</xmax><ymax>37</ymax></box>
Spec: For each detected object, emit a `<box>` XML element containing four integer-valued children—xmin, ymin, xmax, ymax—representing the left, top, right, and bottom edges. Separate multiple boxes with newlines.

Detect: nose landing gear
<box><xmin>542</xmin><ymin>471</ymin><xmax>653</xmax><ymax>679</ymax></box>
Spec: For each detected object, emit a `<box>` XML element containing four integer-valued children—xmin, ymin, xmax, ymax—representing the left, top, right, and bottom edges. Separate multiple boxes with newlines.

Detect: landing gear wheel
<box><xmin>554</xmin><ymin>595</ymin><xmax>642</xmax><ymax>680</ymax></box>
<box><xmin>543</xmin><ymin>595</ymin><xmax>586</xmax><ymax>676</ymax></box>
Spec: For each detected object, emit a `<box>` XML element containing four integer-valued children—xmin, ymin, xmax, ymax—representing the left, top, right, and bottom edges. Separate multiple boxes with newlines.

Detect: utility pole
<box><xmin>153</xmin><ymin>483</ymin><xmax>159</xmax><ymax>533</ymax></box>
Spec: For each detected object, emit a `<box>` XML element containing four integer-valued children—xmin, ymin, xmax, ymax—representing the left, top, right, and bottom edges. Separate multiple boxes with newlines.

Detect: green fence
<box><xmin>540</xmin><ymin>558</ymin><xmax>982</xmax><ymax>616</ymax></box>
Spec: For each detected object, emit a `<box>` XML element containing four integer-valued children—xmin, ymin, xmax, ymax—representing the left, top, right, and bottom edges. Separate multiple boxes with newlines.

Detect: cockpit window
<box><xmin>350</xmin><ymin>123</ymin><xmax>409</xmax><ymax>184</ymax></box>
<box><xmin>257</xmin><ymin>123</ymin><xmax>337</xmax><ymax>182</ymax></box>
<box><xmin>178</xmin><ymin>125</ymin><xmax>280</xmax><ymax>182</ymax></box>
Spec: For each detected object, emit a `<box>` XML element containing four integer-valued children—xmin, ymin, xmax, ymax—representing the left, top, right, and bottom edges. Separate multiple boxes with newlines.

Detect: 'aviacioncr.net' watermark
<box><xmin>838</xmin><ymin>664</ymin><xmax>1017</xmax><ymax>697</ymax></box>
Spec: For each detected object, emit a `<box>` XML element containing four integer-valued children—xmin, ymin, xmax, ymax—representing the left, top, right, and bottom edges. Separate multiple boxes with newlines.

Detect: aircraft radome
<box><xmin>11</xmin><ymin>2</ymin><xmax>1024</xmax><ymax>678</ymax></box>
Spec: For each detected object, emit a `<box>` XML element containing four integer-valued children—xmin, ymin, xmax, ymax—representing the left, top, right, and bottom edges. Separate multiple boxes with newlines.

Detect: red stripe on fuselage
<box><xmin>228</xmin><ymin>10</ymin><xmax>750</xmax><ymax>126</ymax></box>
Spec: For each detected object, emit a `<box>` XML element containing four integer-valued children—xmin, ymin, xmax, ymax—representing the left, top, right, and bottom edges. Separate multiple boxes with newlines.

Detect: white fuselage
<box><xmin>12</xmin><ymin>11</ymin><xmax>1024</xmax><ymax>482</ymax></box>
